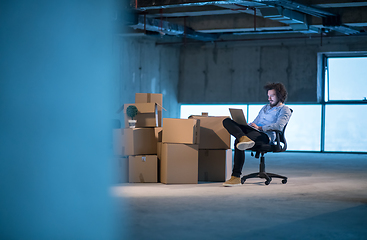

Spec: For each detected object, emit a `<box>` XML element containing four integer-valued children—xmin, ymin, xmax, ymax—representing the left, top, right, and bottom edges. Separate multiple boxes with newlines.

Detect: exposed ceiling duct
<box><xmin>255</xmin><ymin>1</ymin><xmax>359</xmax><ymax>35</ymax></box>
<box><xmin>251</xmin><ymin>0</ymin><xmax>336</xmax><ymax>17</ymax></box>
<box><xmin>260</xmin><ymin>7</ymin><xmax>312</xmax><ymax>32</ymax></box>
<box><xmin>122</xmin><ymin>0</ymin><xmax>367</xmax><ymax>41</ymax></box>
<box><xmin>130</xmin><ymin>15</ymin><xmax>219</xmax><ymax>41</ymax></box>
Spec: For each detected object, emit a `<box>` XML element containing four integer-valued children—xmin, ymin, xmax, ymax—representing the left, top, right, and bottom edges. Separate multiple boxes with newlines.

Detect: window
<box><xmin>249</xmin><ymin>104</ymin><xmax>321</xmax><ymax>151</ymax></box>
<box><xmin>321</xmin><ymin>52</ymin><xmax>367</xmax><ymax>153</ymax></box>
<box><xmin>284</xmin><ymin>105</ymin><xmax>322</xmax><ymax>151</ymax></box>
<box><xmin>180</xmin><ymin>104</ymin><xmax>247</xmax><ymax>119</ymax></box>
<box><xmin>324</xmin><ymin>105</ymin><xmax>367</xmax><ymax>152</ymax></box>
<box><xmin>325</xmin><ymin>57</ymin><xmax>367</xmax><ymax>102</ymax></box>
<box><xmin>181</xmin><ymin>104</ymin><xmax>321</xmax><ymax>151</ymax></box>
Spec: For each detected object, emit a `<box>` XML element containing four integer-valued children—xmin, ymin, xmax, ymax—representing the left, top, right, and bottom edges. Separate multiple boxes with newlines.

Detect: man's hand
<box><xmin>250</xmin><ymin>123</ymin><xmax>262</xmax><ymax>131</ymax></box>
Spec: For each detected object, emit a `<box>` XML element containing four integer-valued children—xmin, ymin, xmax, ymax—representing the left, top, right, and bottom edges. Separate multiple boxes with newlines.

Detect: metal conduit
<box><xmin>136</xmin><ymin>0</ymin><xmax>335</xmax><ymax>18</ymax></box>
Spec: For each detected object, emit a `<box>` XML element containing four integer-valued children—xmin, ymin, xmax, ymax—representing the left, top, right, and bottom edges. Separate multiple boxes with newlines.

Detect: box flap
<box><xmin>187</xmin><ymin>115</ymin><xmax>230</xmax><ymax>149</ymax></box>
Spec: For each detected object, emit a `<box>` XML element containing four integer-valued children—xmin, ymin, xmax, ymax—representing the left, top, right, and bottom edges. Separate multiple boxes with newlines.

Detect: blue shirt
<box><xmin>250</xmin><ymin>104</ymin><xmax>292</xmax><ymax>144</ymax></box>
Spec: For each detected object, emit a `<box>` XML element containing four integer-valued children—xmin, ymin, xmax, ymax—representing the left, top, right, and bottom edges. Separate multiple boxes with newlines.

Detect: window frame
<box><xmin>318</xmin><ymin>51</ymin><xmax>367</xmax><ymax>153</ymax></box>
<box><xmin>319</xmin><ymin>51</ymin><xmax>367</xmax><ymax>104</ymax></box>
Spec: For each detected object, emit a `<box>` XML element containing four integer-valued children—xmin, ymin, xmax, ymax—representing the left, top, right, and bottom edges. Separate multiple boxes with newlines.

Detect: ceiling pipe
<box><xmin>155</xmin><ymin>33</ymin><xmax>367</xmax><ymax>45</ymax></box>
<box><xmin>251</xmin><ymin>0</ymin><xmax>335</xmax><ymax>17</ymax></box>
<box><xmin>136</xmin><ymin>1</ymin><xmax>266</xmax><ymax>10</ymax></box>
<box><xmin>254</xmin><ymin>8</ymin><xmax>257</xmax><ymax>31</ymax></box>
<box><xmin>130</xmin><ymin>15</ymin><xmax>219</xmax><ymax>41</ymax></box>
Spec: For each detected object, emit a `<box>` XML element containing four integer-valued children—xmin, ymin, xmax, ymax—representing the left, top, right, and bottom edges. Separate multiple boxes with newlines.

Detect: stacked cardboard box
<box><xmin>158</xmin><ymin>118</ymin><xmax>200</xmax><ymax>184</ymax></box>
<box><xmin>113</xmin><ymin>98</ymin><xmax>231</xmax><ymax>184</ymax></box>
<box><xmin>189</xmin><ymin>113</ymin><xmax>232</xmax><ymax>182</ymax></box>
<box><xmin>113</xmin><ymin>93</ymin><xmax>163</xmax><ymax>183</ymax></box>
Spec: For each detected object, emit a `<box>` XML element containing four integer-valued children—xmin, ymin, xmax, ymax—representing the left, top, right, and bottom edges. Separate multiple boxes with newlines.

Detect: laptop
<box><xmin>229</xmin><ymin>108</ymin><xmax>260</xmax><ymax>132</ymax></box>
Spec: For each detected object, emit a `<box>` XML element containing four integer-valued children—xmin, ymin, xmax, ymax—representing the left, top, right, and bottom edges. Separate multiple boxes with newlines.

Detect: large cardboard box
<box><xmin>135</xmin><ymin>93</ymin><xmax>163</xmax><ymax>127</ymax></box>
<box><xmin>162</xmin><ymin>118</ymin><xmax>200</xmax><ymax>144</ymax></box>
<box><xmin>113</xmin><ymin>128</ymin><xmax>160</xmax><ymax>156</ymax></box>
<box><xmin>198</xmin><ymin>149</ymin><xmax>232</xmax><ymax>182</ymax></box>
<box><xmin>189</xmin><ymin>115</ymin><xmax>230</xmax><ymax>149</ymax></box>
<box><xmin>129</xmin><ymin>155</ymin><xmax>158</xmax><ymax>183</ymax></box>
<box><xmin>161</xmin><ymin>143</ymin><xmax>199</xmax><ymax>184</ymax></box>
<box><xmin>123</xmin><ymin>103</ymin><xmax>158</xmax><ymax>128</ymax></box>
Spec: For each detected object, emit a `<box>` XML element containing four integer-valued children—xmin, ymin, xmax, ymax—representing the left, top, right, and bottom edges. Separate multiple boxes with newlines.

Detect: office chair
<box><xmin>241</xmin><ymin>109</ymin><xmax>292</xmax><ymax>185</ymax></box>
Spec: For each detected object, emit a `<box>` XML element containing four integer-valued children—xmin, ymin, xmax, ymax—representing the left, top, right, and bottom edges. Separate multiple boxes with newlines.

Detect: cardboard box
<box><xmin>155</xmin><ymin>127</ymin><xmax>162</xmax><ymax>142</ymax></box>
<box><xmin>129</xmin><ymin>155</ymin><xmax>158</xmax><ymax>183</ymax></box>
<box><xmin>114</xmin><ymin>157</ymin><xmax>129</xmax><ymax>183</ymax></box>
<box><xmin>198</xmin><ymin>149</ymin><xmax>232</xmax><ymax>182</ymax></box>
<box><xmin>135</xmin><ymin>93</ymin><xmax>163</xmax><ymax>127</ymax></box>
<box><xmin>162</xmin><ymin>118</ymin><xmax>200</xmax><ymax>144</ymax></box>
<box><xmin>189</xmin><ymin>115</ymin><xmax>230</xmax><ymax>149</ymax></box>
<box><xmin>135</xmin><ymin>93</ymin><xmax>162</xmax><ymax>106</ymax></box>
<box><xmin>161</xmin><ymin>143</ymin><xmax>199</xmax><ymax>184</ymax></box>
<box><xmin>125</xmin><ymin>128</ymin><xmax>159</xmax><ymax>156</ymax></box>
<box><xmin>113</xmin><ymin>128</ymin><xmax>159</xmax><ymax>156</ymax></box>
<box><xmin>123</xmin><ymin>103</ymin><xmax>158</xmax><ymax>128</ymax></box>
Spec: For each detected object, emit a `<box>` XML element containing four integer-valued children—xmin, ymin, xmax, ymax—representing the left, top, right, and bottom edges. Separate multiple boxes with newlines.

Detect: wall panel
<box><xmin>179</xmin><ymin>37</ymin><xmax>367</xmax><ymax>104</ymax></box>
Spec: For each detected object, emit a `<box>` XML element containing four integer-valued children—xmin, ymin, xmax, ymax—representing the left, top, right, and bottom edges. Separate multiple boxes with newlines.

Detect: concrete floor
<box><xmin>112</xmin><ymin>152</ymin><xmax>367</xmax><ymax>240</ymax></box>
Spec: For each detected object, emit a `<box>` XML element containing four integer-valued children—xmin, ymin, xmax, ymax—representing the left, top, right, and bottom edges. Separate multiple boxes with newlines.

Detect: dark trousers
<box><xmin>222</xmin><ymin>118</ymin><xmax>269</xmax><ymax>177</ymax></box>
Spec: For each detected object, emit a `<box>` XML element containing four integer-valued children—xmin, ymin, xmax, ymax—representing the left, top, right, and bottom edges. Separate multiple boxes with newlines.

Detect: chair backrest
<box><xmin>251</xmin><ymin>108</ymin><xmax>292</xmax><ymax>155</ymax></box>
<box><xmin>274</xmin><ymin>108</ymin><xmax>293</xmax><ymax>152</ymax></box>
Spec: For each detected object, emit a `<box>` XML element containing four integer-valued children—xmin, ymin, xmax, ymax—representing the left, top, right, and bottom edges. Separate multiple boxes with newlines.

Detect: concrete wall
<box><xmin>115</xmin><ymin>37</ymin><xmax>181</xmax><ymax>123</ymax></box>
<box><xmin>179</xmin><ymin>36</ymin><xmax>367</xmax><ymax>104</ymax></box>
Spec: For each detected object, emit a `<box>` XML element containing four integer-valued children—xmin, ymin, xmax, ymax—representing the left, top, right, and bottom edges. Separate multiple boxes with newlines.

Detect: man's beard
<box><xmin>270</xmin><ymin>100</ymin><xmax>280</xmax><ymax>107</ymax></box>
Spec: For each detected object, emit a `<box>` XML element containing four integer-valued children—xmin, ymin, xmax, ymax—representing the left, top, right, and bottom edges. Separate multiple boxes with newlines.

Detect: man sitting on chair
<box><xmin>222</xmin><ymin>82</ymin><xmax>292</xmax><ymax>187</ymax></box>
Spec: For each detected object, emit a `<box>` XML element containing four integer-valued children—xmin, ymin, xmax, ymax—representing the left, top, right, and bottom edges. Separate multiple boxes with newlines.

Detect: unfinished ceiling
<box><xmin>123</xmin><ymin>0</ymin><xmax>367</xmax><ymax>42</ymax></box>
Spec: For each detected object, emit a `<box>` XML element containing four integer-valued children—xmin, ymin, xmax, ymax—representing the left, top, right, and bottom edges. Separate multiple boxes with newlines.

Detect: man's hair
<box><xmin>264</xmin><ymin>82</ymin><xmax>288</xmax><ymax>103</ymax></box>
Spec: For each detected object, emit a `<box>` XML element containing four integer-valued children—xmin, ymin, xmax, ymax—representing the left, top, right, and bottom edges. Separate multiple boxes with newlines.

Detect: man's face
<box><xmin>268</xmin><ymin>89</ymin><xmax>279</xmax><ymax>107</ymax></box>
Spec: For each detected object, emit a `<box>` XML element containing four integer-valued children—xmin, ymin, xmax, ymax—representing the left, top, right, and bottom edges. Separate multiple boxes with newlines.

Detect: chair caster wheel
<box><xmin>241</xmin><ymin>178</ymin><xmax>246</xmax><ymax>184</ymax></box>
<box><xmin>282</xmin><ymin>179</ymin><xmax>287</xmax><ymax>184</ymax></box>
<box><xmin>265</xmin><ymin>177</ymin><xmax>272</xmax><ymax>185</ymax></box>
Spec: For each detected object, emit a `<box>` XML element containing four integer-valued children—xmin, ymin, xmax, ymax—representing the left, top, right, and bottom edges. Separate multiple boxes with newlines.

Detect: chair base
<box><xmin>241</xmin><ymin>172</ymin><xmax>287</xmax><ymax>185</ymax></box>
<box><xmin>240</xmin><ymin>153</ymin><xmax>288</xmax><ymax>185</ymax></box>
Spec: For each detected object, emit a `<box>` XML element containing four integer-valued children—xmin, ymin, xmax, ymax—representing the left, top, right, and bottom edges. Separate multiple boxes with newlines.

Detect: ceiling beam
<box><xmin>161</xmin><ymin>6</ymin><xmax>367</xmax><ymax>33</ymax></box>
<box><xmin>308</xmin><ymin>7</ymin><xmax>367</xmax><ymax>26</ymax></box>
<box><xmin>135</xmin><ymin>0</ymin><xmax>266</xmax><ymax>10</ymax></box>
<box><xmin>168</xmin><ymin>13</ymin><xmax>289</xmax><ymax>32</ymax></box>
